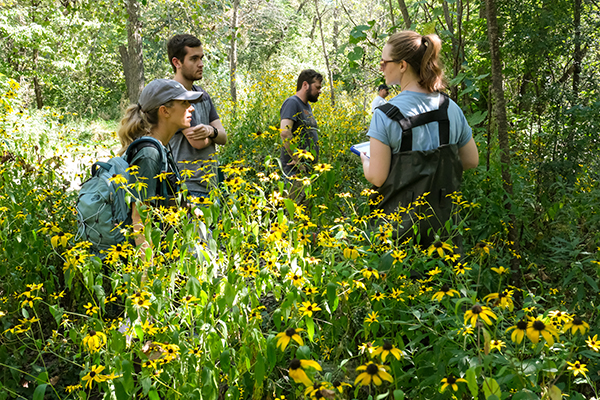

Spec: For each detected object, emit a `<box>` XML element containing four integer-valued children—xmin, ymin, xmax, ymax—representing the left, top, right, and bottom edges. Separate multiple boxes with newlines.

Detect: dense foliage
<box><xmin>2</xmin><ymin>0</ymin><xmax>600</xmax><ymax>398</ymax></box>
<box><xmin>1</xmin><ymin>65</ymin><xmax>599</xmax><ymax>399</ymax></box>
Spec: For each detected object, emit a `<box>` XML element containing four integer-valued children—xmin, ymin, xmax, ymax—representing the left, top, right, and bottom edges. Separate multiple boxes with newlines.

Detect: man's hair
<box><xmin>296</xmin><ymin>69</ymin><xmax>323</xmax><ymax>92</ymax></box>
<box><xmin>167</xmin><ymin>34</ymin><xmax>202</xmax><ymax>73</ymax></box>
<box><xmin>378</xmin><ymin>84</ymin><xmax>389</xmax><ymax>91</ymax></box>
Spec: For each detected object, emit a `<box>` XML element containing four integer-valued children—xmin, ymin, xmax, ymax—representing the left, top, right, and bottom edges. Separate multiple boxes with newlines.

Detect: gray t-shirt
<box><xmin>368</xmin><ymin>91</ymin><xmax>472</xmax><ymax>154</ymax></box>
<box><xmin>169</xmin><ymin>85</ymin><xmax>219</xmax><ymax>194</ymax></box>
<box><xmin>279</xmin><ymin>95</ymin><xmax>319</xmax><ymax>175</ymax></box>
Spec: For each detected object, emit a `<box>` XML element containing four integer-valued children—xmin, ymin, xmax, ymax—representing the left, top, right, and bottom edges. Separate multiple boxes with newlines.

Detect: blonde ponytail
<box><xmin>387</xmin><ymin>31</ymin><xmax>445</xmax><ymax>92</ymax></box>
<box><xmin>116</xmin><ymin>104</ymin><xmax>161</xmax><ymax>156</ymax></box>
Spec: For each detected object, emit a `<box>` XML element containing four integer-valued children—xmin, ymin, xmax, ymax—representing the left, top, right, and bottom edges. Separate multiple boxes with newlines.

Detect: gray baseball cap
<box><xmin>139</xmin><ymin>79</ymin><xmax>203</xmax><ymax>112</ymax></box>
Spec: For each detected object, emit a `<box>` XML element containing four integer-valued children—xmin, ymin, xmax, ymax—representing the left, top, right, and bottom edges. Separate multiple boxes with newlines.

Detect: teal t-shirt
<box><xmin>368</xmin><ymin>91</ymin><xmax>472</xmax><ymax>154</ymax></box>
<box><xmin>128</xmin><ymin>142</ymin><xmax>179</xmax><ymax>203</ymax></box>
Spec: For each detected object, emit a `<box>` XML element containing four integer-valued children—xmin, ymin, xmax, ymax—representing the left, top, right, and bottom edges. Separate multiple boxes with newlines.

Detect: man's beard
<box><xmin>307</xmin><ymin>92</ymin><xmax>320</xmax><ymax>103</ymax></box>
<box><xmin>183</xmin><ymin>69</ymin><xmax>202</xmax><ymax>82</ymax></box>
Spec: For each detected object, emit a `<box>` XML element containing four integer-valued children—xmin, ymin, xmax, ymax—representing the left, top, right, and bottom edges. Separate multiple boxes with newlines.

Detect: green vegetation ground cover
<box><xmin>0</xmin><ymin>72</ymin><xmax>599</xmax><ymax>400</ymax></box>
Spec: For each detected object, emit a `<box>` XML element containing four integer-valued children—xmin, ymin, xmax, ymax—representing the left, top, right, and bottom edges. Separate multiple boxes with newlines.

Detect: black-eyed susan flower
<box><xmin>483</xmin><ymin>289</ymin><xmax>514</xmax><ymax>311</ymax></box>
<box><xmin>526</xmin><ymin>317</ymin><xmax>559</xmax><ymax>346</ymax></box>
<box><xmin>313</xmin><ymin>163</ymin><xmax>332</xmax><ymax>173</ymax></box>
<box><xmin>276</xmin><ymin>328</ymin><xmax>304</xmax><ymax>351</ymax></box>
<box><xmin>453</xmin><ymin>262</ymin><xmax>471</xmax><ymax>275</ymax></box>
<box><xmin>51</xmin><ymin>231</ymin><xmax>72</xmax><ymax>247</ymax></box>
<box><xmin>332</xmin><ymin>381</ymin><xmax>352</xmax><ymax>393</ymax></box>
<box><xmin>586</xmin><ymin>334</ymin><xmax>600</xmax><ymax>352</ymax></box>
<box><xmin>440</xmin><ymin>375</ymin><xmax>467</xmax><ymax>392</ymax></box>
<box><xmin>489</xmin><ymin>339</ymin><xmax>506</xmax><ymax>352</ymax></box>
<box><xmin>427</xmin><ymin>241</ymin><xmax>453</xmax><ymax>258</ymax></box>
<box><xmin>361</xmin><ymin>266</ymin><xmax>379</xmax><ymax>279</ymax></box>
<box><xmin>432</xmin><ymin>284</ymin><xmax>459</xmax><ymax>301</ymax></box>
<box><xmin>287</xmin><ymin>272</ymin><xmax>306</xmax><ymax>287</ymax></box>
<box><xmin>303</xmin><ymin>286</ymin><xmax>319</xmax><ymax>295</ymax></box>
<box><xmin>464</xmin><ymin>305</ymin><xmax>497</xmax><ymax>327</ymax></box>
<box><xmin>343</xmin><ymin>245</ymin><xmax>359</xmax><ymax>259</ymax></box>
<box><xmin>391</xmin><ymin>249</ymin><xmax>406</xmax><ymax>263</ymax></box>
<box><xmin>65</xmin><ymin>384</ymin><xmax>82</xmax><ymax>393</ymax></box>
<box><xmin>162</xmin><ymin>344</ymin><xmax>180</xmax><ymax>362</ymax></box>
<box><xmin>81</xmin><ymin>365</ymin><xmax>108</xmax><ymax>389</ymax></box>
<box><xmin>506</xmin><ymin>319</ymin><xmax>528</xmax><ymax>344</ymax></box>
<box><xmin>364</xmin><ymin>311</ymin><xmax>379</xmax><ymax>324</ymax></box>
<box><xmin>371</xmin><ymin>341</ymin><xmax>403</xmax><ymax>361</ymax></box>
<box><xmin>563</xmin><ymin>316</ymin><xmax>589</xmax><ymax>335</ymax></box>
<box><xmin>473</xmin><ymin>241</ymin><xmax>491</xmax><ymax>256</ymax></box>
<box><xmin>82</xmin><ymin>330</ymin><xmax>107</xmax><ymax>353</ymax></box>
<box><xmin>298</xmin><ymin>301</ymin><xmax>321</xmax><ymax>318</ymax></box>
<box><xmin>288</xmin><ymin>358</ymin><xmax>322</xmax><ymax>386</ymax></box>
<box><xmin>354</xmin><ymin>363</ymin><xmax>393</xmax><ymax>386</ymax></box>
<box><xmin>491</xmin><ymin>266</ymin><xmax>510</xmax><ymax>275</ymax></box>
<box><xmin>567</xmin><ymin>361</ymin><xmax>588</xmax><ymax>377</ymax></box>
<box><xmin>371</xmin><ymin>292</ymin><xmax>386</xmax><ymax>302</ymax></box>
<box><xmin>548</xmin><ymin>310</ymin><xmax>571</xmax><ymax>324</ymax></box>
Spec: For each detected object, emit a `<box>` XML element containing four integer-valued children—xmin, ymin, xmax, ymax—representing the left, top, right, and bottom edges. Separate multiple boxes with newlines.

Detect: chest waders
<box><xmin>371</xmin><ymin>93</ymin><xmax>463</xmax><ymax>249</ymax></box>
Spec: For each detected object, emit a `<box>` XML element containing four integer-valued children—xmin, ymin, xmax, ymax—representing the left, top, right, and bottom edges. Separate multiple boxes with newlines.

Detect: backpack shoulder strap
<box><xmin>376</xmin><ymin>103</ymin><xmax>414</xmax><ymax>153</ymax></box>
<box><xmin>124</xmin><ymin>137</ymin><xmax>168</xmax><ymax>173</ymax></box>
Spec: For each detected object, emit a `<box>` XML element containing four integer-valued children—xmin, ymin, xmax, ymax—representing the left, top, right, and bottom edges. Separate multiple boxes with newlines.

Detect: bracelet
<box><xmin>210</xmin><ymin>126</ymin><xmax>218</xmax><ymax>139</ymax></box>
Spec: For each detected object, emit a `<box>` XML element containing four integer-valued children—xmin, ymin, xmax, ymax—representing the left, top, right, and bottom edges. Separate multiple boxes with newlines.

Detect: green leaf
<box><xmin>483</xmin><ymin>377</ymin><xmax>501</xmax><ymax>400</ymax></box>
<box><xmin>547</xmin><ymin>385</ymin><xmax>562</xmax><ymax>400</ymax></box>
<box><xmin>283</xmin><ymin>199</ymin><xmax>295</xmax><ymax>216</ymax></box>
<box><xmin>33</xmin><ymin>384</ymin><xmax>47</xmax><ymax>400</ymax></box>
<box><xmin>148</xmin><ymin>390</ymin><xmax>160</xmax><ymax>400</ymax></box>
<box><xmin>467</xmin><ymin>111</ymin><xmax>488</xmax><ymax>126</ymax></box>
<box><xmin>224</xmin><ymin>281</ymin><xmax>235</xmax><ymax>307</ymax></box>
<box><xmin>376</xmin><ymin>391</ymin><xmax>389</xmax><ymax>400</ymax></box>
<box><xmin>393</xmin><ymin>389</ymin><xmax>404</xmax><ymax>400</ymax></box>
<box><xmin>220</xmin><ymin>349</ymin><xmax>231</xmax><ymax>373</ymax></box>
<box><xmin>306</xmin><ymin>316</ymin><xmax>315</xmax><ymax>341</ymax></box>
<box><xmin>584</xmin><ymin>275</ymin><xmax>599</xmax><ymax>292</ymax></box>
<box><xmin>36</xmin><ymin>371</ymin><xmax>48</xmax><ymax>385</ymax></box>
<box><xmin>466</xmin><ymin>368</ymin><xmax>478</xmax><ymax>397</ymax></box>
<box><xmin>255</xmin><ymin>353</ymin><xmax>265</xmax><ymax>385</ymax></box>
<box><xmin>511</xmin><ymin>389</ymin><xmax>539</xmax><ymax>400</ymax></box>
<box><xmin>347</xmin><ymin>46</ymin><xmax>364</xmax><ymax>61</ymax></box>
<box><xmin>349</xmin><ymin>25</ymin><xmax>371</xmax><ymax>43</ymax></box>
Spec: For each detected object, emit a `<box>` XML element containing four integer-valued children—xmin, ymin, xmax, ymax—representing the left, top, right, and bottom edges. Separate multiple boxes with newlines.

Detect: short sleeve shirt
<box><xmin>279</xmin><ymin>95</ymin><xmax>319</xmax><ymax>174</ymax></box>
<box><xmin>371</xmin><ymin>95</ymin><xmax>387</xmax><ymax>112</ymax></box>
<box><xmin>168</xmin><ymin>85</ymin><xmax>220</xmax><ymax>194</ymax></box>
<box><xmin>368</xmin><ymin>91</ymin><xmax>472</xmax><ymax>154</ymax></box>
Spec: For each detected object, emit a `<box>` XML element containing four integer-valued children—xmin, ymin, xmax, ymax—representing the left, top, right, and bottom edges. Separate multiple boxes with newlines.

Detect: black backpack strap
<box><xmin>376</xmin><ymin>93</ymin><xmax>451</xmax><ymax>151</ymax></box>
<box><xmin>377</xmin><ymin>103</ymin><xmax>414</xmax><ymax>153</ymax></box>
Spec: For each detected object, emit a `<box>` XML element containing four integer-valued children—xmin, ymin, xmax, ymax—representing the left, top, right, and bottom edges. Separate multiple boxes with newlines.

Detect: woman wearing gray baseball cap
<box><xmin>116</xmin><ymin>79</ymin><xmax>202</xmax><ymax>255</ymax></box>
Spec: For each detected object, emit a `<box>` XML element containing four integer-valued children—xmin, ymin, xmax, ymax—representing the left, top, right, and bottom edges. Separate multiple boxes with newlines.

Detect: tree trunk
<box><xmin>314</xmin><ymin>0</ymin><xmax>335</xmax><ymax>106</ymax></box>
<box><xmin>486</xmin><ymin>0</ymin><xmax>521</xmax><ymax>285</ymax></box>
<box><xmin>573</xmin><ymin>0</ymin><xmax>581</xmax><ymax>96</ymax></box>
<box><xmin>32</xmin><ymin>49</ymin><xmax>43</xmax><ymax>109</ymax></box>
<box><xmin>397</xmin><ymin>0</ymin><xmax>412</xmax><ymax>29</ymax></box>
<box><xmin>230</xmin><ymin>0</ymin><xmax>239</xmax><ymax>106</ymax></box>
<box><xmin>388</xmin><ymin>0</ymin><xmax>396</xmax><ymax>31</ymax></box>
<box><xmin>120</xmin><ymin>0</ymin><xmax>144</xmax><ymax>104</ymax></box>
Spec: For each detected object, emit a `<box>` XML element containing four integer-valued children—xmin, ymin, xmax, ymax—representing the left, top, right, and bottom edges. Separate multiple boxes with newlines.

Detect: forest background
<box><xmin>1</xmin><ymin>0</ymin><xmax>600</xmax><ymax>399</ymax></box>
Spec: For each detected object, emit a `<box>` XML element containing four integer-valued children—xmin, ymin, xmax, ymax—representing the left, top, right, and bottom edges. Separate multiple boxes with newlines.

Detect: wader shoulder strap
<box><xmin>376</xmin><ymin>93</ymin><xmax>451</xmax><ymax>152</ymax></box>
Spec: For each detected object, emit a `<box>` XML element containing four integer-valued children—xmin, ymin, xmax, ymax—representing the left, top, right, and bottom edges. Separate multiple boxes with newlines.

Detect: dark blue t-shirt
<box><xmin>279</xmin><ymin>95</ymin><xmax>319</xmax><ymax>175</ymax></box>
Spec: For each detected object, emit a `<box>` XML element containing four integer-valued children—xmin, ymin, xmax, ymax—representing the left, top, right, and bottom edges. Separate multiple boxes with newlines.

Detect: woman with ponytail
<box><xmin>117</xmin><ymin>79</ymin><xmax>201</xmax><ymax>252</ymax></box>
<box><xmin>361</xmin><ymin>31</ymin><xmax>479</xmax><ymax>247</ymax></box>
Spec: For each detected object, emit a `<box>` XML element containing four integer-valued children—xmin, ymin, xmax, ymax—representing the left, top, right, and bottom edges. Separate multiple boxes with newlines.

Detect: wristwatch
<box><xmin>210</xmin><ymin>126</ymin><xmax>218</xmax><ymax>139</ymax></box>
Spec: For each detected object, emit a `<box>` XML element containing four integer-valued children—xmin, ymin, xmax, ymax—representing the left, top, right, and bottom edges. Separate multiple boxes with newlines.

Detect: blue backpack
<box><xmin>75</xmin><ymin>137</ymin><xmax>168</xmax><ymax>258</ymax></box>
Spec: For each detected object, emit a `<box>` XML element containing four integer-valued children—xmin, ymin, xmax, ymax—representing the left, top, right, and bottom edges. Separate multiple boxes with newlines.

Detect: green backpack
<box><xmin>75</xmin><ymin>137</ymin><xmax>168</xmax><ymax>258</ymax></box>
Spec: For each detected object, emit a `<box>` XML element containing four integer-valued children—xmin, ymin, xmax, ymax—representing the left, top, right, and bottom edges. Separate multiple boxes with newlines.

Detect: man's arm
<box><xmin>183</xmin><ymin>119</ymin><xmax>227</xmax><ymax>149</ymax></box>
<box><xmin>280</xmin><ymin>118</ymin><xmax>305</xmax><ymax>172</ymax></box>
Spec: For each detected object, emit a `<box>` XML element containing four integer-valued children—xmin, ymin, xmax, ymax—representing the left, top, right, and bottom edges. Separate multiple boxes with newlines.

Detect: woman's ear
<box><xmin>158</xmin><ymin>104</ymin><xmax>171</xmax><ymax>119</ymax></box>
<box><xmin>398</xmin><ymin>60</ymin><xmax>408</xmax><ymax>73</ymax></box>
